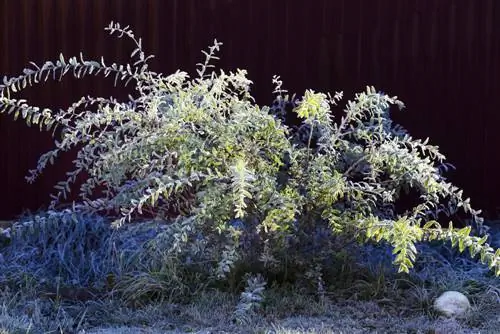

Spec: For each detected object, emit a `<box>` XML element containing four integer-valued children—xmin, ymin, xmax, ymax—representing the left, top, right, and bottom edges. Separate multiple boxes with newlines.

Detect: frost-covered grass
<box><xmin>0</xmin><ymin>212</ymin><xmax>498</xmax><ymax>333</ymax></box>
<box><xmin>0</xmin><ymin>272</ymin><xmax>498</xmax><ymax>333</ymax></box>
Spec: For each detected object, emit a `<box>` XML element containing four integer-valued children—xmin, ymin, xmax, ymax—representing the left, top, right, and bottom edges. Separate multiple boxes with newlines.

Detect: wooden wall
<box><xmin>1</xmin><ymin>0</ymin><xmax>499</xmax><ymax>220</ymax></box>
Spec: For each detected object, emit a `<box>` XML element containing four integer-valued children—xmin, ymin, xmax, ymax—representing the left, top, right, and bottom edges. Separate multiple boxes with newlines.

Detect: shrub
<box><xmin>0</xmin><ymin>22</ymin><xmax>498</xmax><ymax>299</ymax></box>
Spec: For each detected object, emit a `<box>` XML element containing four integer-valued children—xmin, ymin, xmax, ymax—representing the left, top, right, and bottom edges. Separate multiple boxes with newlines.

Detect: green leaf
<box><xmin>458</xmin><ymin>238</ymin><xmax>467</xmax><ymax>253</ymax></box>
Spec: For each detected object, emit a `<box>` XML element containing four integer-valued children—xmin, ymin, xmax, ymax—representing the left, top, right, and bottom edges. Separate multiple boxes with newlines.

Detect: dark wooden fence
<box><xmin>1</xmin><ymin>0</ymin><xmax>499</xmax><ymax>220</ymax></box>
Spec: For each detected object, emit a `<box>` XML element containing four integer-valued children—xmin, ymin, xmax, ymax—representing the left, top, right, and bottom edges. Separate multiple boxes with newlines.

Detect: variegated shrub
<box><xmin>0</xmin><ymin>22</ymin><xmax>498</xmax><ymax>296</ymax></box>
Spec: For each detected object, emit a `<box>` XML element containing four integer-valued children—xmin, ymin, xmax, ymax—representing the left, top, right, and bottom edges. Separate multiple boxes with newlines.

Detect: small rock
<box><xmin>433</xmin><ymin>291</ymin><xmax>470</xmax><ymax>318</ymax></box>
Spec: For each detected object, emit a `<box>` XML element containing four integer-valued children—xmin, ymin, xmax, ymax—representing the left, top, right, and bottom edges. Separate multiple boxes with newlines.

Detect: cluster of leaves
<box><xmin>233</xmin><ymin>273</ymin><xmax>267</xmax><ymax>325</ymax></box>
<box><xmin>0</xmin><ymin>22</ymin><xmax>498</xmax><ymax>307</ymax></box>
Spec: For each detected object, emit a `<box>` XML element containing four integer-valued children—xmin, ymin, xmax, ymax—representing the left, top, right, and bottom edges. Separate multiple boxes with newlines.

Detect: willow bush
<box><xmin>0</xmin><ymin>23</ymin><xmax>498</xmax><ymax>303</ymax></box>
